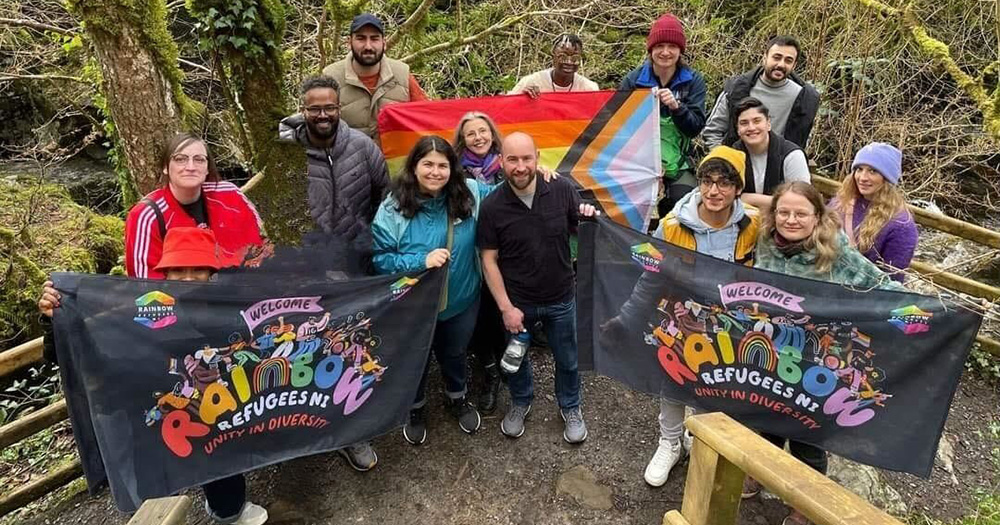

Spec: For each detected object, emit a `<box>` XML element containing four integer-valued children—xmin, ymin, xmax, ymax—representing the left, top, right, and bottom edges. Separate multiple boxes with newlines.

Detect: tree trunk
<box><xmin>188</xmin><ymin>0</ymin><xmax>310</xmax><ymax>245</ymax></box>
<box><xmin>66</xmin><ymin>0</ymin><xmax>200</xmax><ymax>204</ymax></box>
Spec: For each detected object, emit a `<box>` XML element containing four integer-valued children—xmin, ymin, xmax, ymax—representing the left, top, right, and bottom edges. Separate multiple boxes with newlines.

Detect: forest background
<box><xmin>0</xmin><ymin>0</ymin><xmax>999</xmax><ymax>523</ymax></box>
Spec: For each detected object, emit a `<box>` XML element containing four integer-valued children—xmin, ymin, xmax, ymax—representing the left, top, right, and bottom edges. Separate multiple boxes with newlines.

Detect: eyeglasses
<box><xmin>554</xmin><ymin>53</ymin><xmax>582</xmax><ymax>64</ymax></box>
<box><xmin>698</xmin><ymin>177</ymin><xmax>736</xmax><ymax>191</ymax></box>
<box><xmin>170</xmin><ymin>154</ymin><xmax>208</xmax><ymax>166</ymax></box>
<box><xmin>775</xmin><ymin>210</ymin><xmax>816</xmax><ymax>221</ymax></box>
<box><xmin>304</xmin><ymin>105</ymin><xmax>341</xmax><ymax>117</ymax></box>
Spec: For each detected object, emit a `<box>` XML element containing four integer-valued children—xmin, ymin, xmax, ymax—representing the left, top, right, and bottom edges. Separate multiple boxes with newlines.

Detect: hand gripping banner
<box><xmin>51</xmin><ymin>267</ymin><xmax>444</xmax><ymax>511</ymax></box>
<box><xmin>577</xmin><ymin>217</ymin><xmax>981</xmax><ymax>476</ymax></box>
<box><xmin>378</xmin><ymin>90</ymin><xmax>661</xmax><ymax>232</ymax></box>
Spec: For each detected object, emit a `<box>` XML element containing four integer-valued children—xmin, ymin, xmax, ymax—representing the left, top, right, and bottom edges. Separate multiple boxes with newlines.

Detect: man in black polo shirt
<box><xmin>477</xmin><ymin>132</ymin><xmax>598</xmax><ymax>444</ymax></box>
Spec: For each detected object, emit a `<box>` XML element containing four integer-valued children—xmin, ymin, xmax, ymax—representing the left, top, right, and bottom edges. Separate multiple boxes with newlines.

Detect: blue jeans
<box><xmin>414</xmin><ymin>296</ymin><xmax>480</xmax><ymax>407</ymax></box>
<box><xmin>507</xmin><ymin>299</ymin><xmax>580</xmax><ymax>410</ymax></box>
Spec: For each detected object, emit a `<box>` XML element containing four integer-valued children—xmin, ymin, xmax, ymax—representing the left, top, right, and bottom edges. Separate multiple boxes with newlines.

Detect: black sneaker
<box><xmin>448</xmin><ymin>396</ymin><xmax>482</xmax><ymax>434</ymax></box>
<box><xmin>477</xmin><ymin>363</ymin><xmax>501</xmax><ymax>414</ymax></box>
<box><xmin>403</xmin><ymin>407</ymin><xmax>427</xmax><ymax>445</ymax></box>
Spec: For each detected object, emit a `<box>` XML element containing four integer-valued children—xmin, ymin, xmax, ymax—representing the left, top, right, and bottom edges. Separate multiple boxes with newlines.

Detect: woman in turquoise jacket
<box><xmin>372</xmin><ymin>135</ymin><xmax>494</xmax><ymax>446</ymax></box>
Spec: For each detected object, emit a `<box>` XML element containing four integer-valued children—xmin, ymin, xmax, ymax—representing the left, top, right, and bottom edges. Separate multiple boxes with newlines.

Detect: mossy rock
<box><xmin>0</xmin><ymin>177</ymin><xmax>124</xmax><ymax>348</ymax></box>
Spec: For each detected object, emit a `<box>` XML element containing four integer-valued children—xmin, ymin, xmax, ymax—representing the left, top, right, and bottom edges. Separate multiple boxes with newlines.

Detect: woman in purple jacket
<box><xmin>829</xmin><ymin>142</ymin><xmax>917</xmax><ymax>282</ymax></box>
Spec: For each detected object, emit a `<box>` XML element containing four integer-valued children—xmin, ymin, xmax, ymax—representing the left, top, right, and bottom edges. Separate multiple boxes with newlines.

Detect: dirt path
<box><xmin>16</xmin><ymin>351</ymin><xmax>1000</xmax><ymax>525</ymax></box>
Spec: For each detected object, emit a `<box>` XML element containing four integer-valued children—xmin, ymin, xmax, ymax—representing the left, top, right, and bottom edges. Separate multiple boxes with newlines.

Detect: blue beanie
<box><xmin>852</xmin><ymin>142</ymin><xmax>902</xmax><ymax>184</ymax></box>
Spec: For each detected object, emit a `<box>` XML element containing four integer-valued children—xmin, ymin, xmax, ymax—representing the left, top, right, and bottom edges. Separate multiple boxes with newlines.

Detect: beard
<box><xmin>306</xmin><ymin>117</ymin><xmax>338</xmax><ymax>140</ymax></box>
<box><xmin>509</xmin><ymin>170</ymin><xmax>536</xmax><ymax>191</ymax></box>
<box><xmin>764</xmin><ymin>64</ymin><xmax>788</xmax><ymax>82</ymax></box>
<box><xmin>352</xmin><ymin>48</ymin><xmax>383</xmax><ymax>67</ymax></box>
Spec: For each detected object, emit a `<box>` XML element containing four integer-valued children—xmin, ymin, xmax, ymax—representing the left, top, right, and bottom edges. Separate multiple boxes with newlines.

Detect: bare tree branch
<box><xmin>385</xmin><ymin>0</ymin><xmax>436</xmax><ymax>49</ymax></box>
<box><xmin>400</xmin><ymin>2</ymin><xmax>595</xmax><ymax>64</ymax></box>
<box><xmin>0</xmin><ymin>73</ymin><xmax>85</xmax><ymax>83</ymax></box>
<box><xmin>178</xmin><ymin>57</ymin><xmax>211</xmax><ymax>73</ymax></box>
<box><xmin>0</xmin><ymin>17</ymin><xmax>75</xmax><ymax>35</ymax></box>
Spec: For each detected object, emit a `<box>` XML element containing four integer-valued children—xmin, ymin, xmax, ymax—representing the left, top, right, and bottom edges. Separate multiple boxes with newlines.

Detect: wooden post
<box><xmin>0</xmin><ymin>337</ymin><xmax>44</xmax><ymax>378</ymax></box>
<box><xmin>680</xmin><ymin>436</ymin><xmax>744</xmax><ymax>525</ymax></box>
<box><xmin>684</xmin><ymin>413</ymin><xmax>903</xmax><ymax>525</ymax></box>
<box><xmin>0</xmin><ymin>399</ymin><xmax>69</xmax><ymax>449</ymax></box>
<box><xmin>663</xmin><ymin>509</ymin><xmax>693</xmax><ymax>525</ymax></box>
<box><xmin>0</xmin><ymin>459</ymin><xmax>83</xmax><ymax>518</ymax></box>
<box><xmin>127</xmin><ymin>496</ymin><xmax>192</xmax><ymax>525</ymax></box>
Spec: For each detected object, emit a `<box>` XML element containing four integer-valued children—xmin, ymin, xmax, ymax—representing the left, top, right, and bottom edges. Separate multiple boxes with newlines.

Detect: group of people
<box><xmin>35</xmin><ymin>11</ymin><xmax>921</xmax><ymax>525</ymax></box>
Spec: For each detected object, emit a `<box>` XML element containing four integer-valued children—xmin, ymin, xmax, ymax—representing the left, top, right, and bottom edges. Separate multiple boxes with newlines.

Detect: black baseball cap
<box><xmin>350</xmin><ymin>13</ymin><xmax>384</xmax><ymax>35</ymax></box>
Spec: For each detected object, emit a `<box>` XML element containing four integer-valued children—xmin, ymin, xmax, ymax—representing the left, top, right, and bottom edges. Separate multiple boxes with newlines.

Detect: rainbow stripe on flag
<box><xmin>378</xmin><ymin>90</ymin><xmax>661</xmax><ymax>231</ymax></box>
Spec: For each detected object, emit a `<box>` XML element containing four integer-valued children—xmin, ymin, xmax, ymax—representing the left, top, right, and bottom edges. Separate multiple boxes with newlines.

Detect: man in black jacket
<box><xmin>278</xmin><ymin>75</ymin><xmax>389</xmax><ymax>266</ymax></box>
<box><xmin>702</xmin><ymin>36</ymin><xmax>820</xmax><ymax>150</ymax></box>
<box><xmin>278</xmin><ymin>75</ymin><xmax>385</xmax><ymax>472</ymax></box>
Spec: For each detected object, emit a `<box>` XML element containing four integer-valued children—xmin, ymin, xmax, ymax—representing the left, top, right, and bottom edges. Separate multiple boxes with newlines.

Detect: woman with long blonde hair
<box><xmin>830</xmin><ymin>143</ymin><xmax>917</xmax><ymax>282</ymax></box>
<box><xmin>751</xmin><ymin>180</ymin><xmax>903</xmax><ymax>525</ymax></box>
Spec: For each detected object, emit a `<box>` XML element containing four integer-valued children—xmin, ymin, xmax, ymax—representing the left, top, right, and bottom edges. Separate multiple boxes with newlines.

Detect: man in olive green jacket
<box><xmin>322</xmin><ymin>13</ymin><xmax>428</xmax><ymax>141</ymax></box>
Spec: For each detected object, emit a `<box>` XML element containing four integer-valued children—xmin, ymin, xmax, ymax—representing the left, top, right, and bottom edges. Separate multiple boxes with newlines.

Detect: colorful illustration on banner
<box><xmin>144</xmin><ymin>298</ymin><xmax>390</xmax><ymax>458</ymax></box>
<box><xmin>134</xmin><ymin>291</ymin><xmax>177</xmax><ymax>330</ymax></box>
<box><xmin>637</xmin><ymin>281</ymin><xmax>898</xmax><ymax>431</ymax></box>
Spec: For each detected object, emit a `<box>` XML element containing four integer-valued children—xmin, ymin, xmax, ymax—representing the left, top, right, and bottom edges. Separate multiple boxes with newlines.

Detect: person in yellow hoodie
<box><xmin>642</xmin><ymin>145</ymin><xmax>759</xmax><ymax>486</ymax></box>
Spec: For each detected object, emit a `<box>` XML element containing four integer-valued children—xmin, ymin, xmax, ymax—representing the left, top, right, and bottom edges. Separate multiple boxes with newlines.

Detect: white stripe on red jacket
<box><xmin>124</xmin><ymin>182</ymin><xmax>264</xmax><ymax>279</ymax></box>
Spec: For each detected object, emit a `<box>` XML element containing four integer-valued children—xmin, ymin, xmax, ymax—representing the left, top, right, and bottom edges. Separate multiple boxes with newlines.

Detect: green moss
<box><xmin>66</xmin><ymin>0</ymin><xmax>203</xmax><ymax>126</ymax></box>
<box><xmin>188</xmin><ymin>0</ymin><xmax>311</xmax><ymax>244</ymax></box>
<box><xmin>0</xmin><ymin>179</ymin><xmax>124</xmax><ymax>346</ymax></box>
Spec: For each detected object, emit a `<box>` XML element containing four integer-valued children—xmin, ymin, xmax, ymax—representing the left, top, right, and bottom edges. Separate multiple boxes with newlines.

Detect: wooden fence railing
<box><xmin>664</xmin><ymin>413</ymin><xmax>904</xmax><ymax>525</ymax></box>
<box><xmin>126</xmin><ymin>496</ymin><xmax>191</xmax><ymax>525</ymax></box>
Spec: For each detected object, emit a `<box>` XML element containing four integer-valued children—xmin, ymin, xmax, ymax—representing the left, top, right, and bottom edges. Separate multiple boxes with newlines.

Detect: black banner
<box><xmin>578</xmin><ymin>217</ymin><xmax>981</xmax><ymax>477</ymax></box>
<box><xmin>52</xmin><ymin>266</ymin><xmax>443</xmax><ymax>511</ymax></box>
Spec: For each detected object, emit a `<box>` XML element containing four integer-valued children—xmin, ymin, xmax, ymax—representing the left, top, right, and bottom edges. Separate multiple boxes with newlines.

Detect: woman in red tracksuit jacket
<box><xmin>125</xmin><ymin>132</ymin><xmax>263</xmax><ymax>278</ymax></box>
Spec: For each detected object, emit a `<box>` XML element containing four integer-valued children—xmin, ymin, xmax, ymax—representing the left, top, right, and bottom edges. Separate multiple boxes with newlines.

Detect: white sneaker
<box><xmin>644</xmin><ymin>441</ymin><xmax>684</xmax><ymax>487</ymax></box>
<box><xmin>232</xmin><ymin>502</ymin><xmax>268</xmax><ymax>525</ymax></box>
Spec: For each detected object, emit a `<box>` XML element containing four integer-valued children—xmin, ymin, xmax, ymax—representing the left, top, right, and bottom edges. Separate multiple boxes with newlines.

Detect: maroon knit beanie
<box><xmin>646</xmin><ymin>13</ymin><xmax>686</xmax><ymax>53</ymax></box>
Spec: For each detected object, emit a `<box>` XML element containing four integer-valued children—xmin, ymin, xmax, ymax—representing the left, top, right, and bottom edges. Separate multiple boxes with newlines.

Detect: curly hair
<box><xmin>760</xmin><ymin>181</ymin><xmax>842</xmax><ymax>273</ymax></box>
<box><xmin>833</xmin><ymin>169</ymin><xmax>910</xmax><ymax>253</ymax></box>
<box><xmin>391</xmin><ymin>135</ymin><xmax>474</xmax><ymax>220</ymax></box>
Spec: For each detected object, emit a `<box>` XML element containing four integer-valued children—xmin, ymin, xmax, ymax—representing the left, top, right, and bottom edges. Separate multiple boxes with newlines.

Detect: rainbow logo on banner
<box><xmin>133</xmin><ymin>291</ymin><xmax>177</xmax><ymax>330</ymax></box>
<box><xmin>390</xmin><ymin>276</ymin><xmax>420</xmax><ymax>301</ymax></box>
<box><xmin>378</xmin><ymin>90</ymin><xmax>661</xmax><ymax>231</ymax></box>
<box><xmin>889</xmin><ymin>305</ymin><xmax>933</xmax><ymax>335</ymax></box>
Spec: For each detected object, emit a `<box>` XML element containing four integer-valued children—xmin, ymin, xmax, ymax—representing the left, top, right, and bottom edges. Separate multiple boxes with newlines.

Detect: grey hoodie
<box><xmin>655</xmin><ymin>189</ymin><xmax>747</xmax><ymax>262</ymax></box>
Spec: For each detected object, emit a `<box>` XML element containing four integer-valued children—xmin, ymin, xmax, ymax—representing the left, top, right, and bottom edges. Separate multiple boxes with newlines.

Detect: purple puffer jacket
<box><xmin>829</xmin><ymin>197</ymin><xmax>918</xmax><ymax>282</ymax></box>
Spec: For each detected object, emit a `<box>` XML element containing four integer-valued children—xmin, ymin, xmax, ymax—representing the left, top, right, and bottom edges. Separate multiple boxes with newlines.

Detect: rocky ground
<box><xmin>9</xmin><ymin>348</ymin><xmax>1000</xmax><ymax>525</ymax></box>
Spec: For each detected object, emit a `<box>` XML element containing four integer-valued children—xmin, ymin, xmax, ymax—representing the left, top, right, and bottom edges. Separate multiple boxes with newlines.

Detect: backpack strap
<box><xmin>141</xmin><ymin>197</ymin><xmax>167</xmax><ymax>239</ymax></box>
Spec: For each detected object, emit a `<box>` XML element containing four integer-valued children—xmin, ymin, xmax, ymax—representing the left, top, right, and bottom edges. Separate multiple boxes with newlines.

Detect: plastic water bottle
<box><xmin>500</xmin><ymin>331</ymin><xmax>531</xmax><ymax>374</ymax></box>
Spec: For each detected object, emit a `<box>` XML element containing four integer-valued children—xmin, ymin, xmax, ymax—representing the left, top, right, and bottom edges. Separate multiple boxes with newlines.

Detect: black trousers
<box><xmin>761</xmin><ymin>433</ymin><xmax>828</xmax><ymax>474</ymax></box>
<box><xmin>468</xmin><ymin>287</ymin><xmax>506</xmax><ymax>369</ymax></box>
<box><xmin>202</xmin><ymin>473</ymin><xmax>246</xmax><ymax>520</ymax></box>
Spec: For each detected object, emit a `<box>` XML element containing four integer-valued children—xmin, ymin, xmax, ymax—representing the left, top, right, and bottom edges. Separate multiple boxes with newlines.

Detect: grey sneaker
<box><xmin>501</xmin><ymin>403</ymin><xmax>531</xmax><ymax>438</ymax></box>
<box><xmin>338</xmin><ymin>441</ymin><xmax>377</xmax><ymax>471</ymax></box>
<box><xmin>560</xmin><ymin>407</ymin><xmax>588</xmax><ymax>444</ymax></box>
